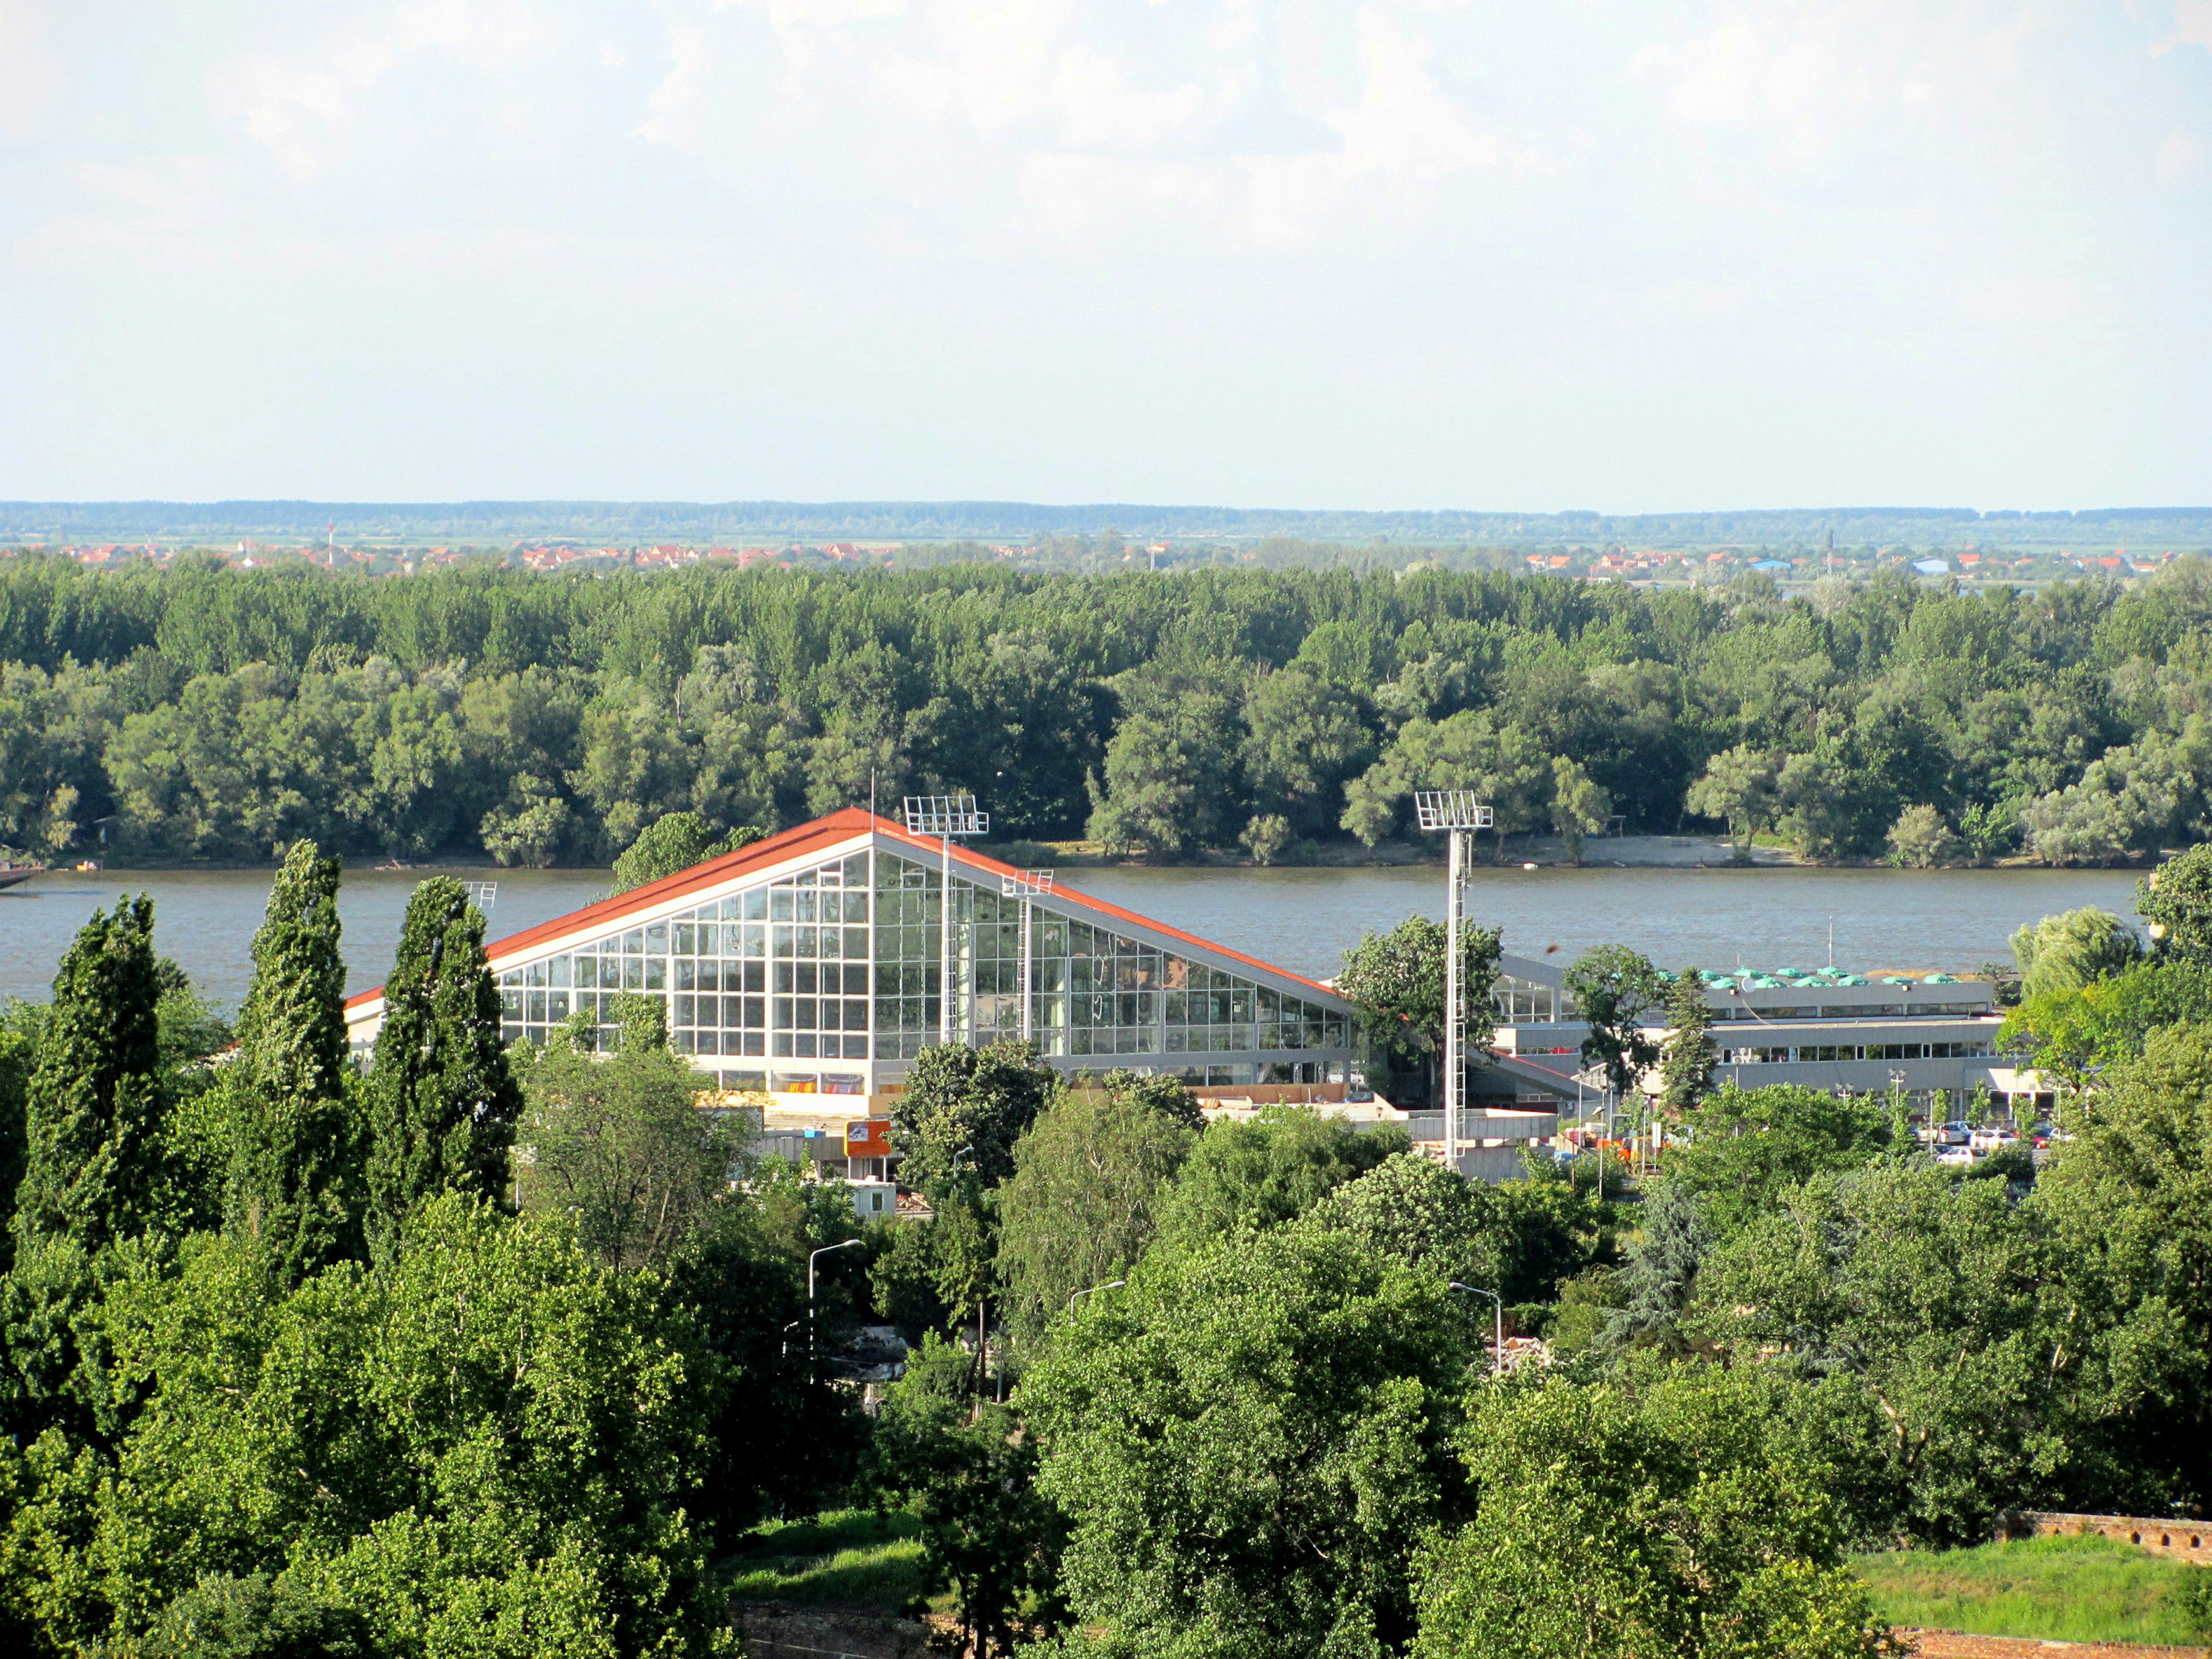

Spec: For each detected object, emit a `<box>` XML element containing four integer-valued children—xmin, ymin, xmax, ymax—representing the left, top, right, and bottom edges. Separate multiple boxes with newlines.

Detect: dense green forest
<box><xmin>7</xmin><ymin>847</ymin><xmax>2212</xmax><ymax>1654</ymax></box>
<box><xmin>3</xmin><ymin>554</ymin><xmax>2211</xmax><ymax>869</ymax></box>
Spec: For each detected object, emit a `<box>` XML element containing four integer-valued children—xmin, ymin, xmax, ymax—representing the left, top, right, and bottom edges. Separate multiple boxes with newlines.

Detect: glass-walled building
<box><xmin>343</xmin><ymin>808</ymin><xmax>1358</xmax><ymax>1100</ymax></box>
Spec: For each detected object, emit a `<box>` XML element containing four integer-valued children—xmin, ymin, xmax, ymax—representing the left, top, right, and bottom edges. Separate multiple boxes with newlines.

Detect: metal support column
<box><xmin>1445</xmin><ymin>825</ymin><xmax>1464</xmax><ymax>1177</ymax></box>
<box><xmin>1001</xmin><ymin>869</ymin><xmax>1053</xmax><ymax>1045</ymax></box>
<box><xmin>904</xmin><ymin>797</ymin><xmax>989</xmax><ymax>1048</ymax></box>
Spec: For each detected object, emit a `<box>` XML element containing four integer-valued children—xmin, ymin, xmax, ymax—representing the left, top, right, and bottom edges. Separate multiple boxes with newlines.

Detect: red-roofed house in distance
<box><xmin>342</xmin><ymin>809</ymin><xmax>1363</xmax><ymax>1179</ymax></box>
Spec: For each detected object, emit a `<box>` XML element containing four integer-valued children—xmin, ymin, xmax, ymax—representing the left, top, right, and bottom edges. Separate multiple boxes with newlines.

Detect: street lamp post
<box><xmin>1068</xmin><ymin>1278</ymin><xmax>1126</xmax><ymax>1315</ymax></box>
<box><xmin>1450</xmin><ymin>1281</ymin><xmax>1506</xmax><ymax>1378</ymax></box>
<box><xmin>808</xmin><ymin>1239</ymin><xmax>865</xmax><ymax>1377</ymax></box>
<box><xmin>1415</xmin><ymin>791</ymin><xmax>1494</xmax><ymax>1180</ymax></box>
<box><xmin>904</xmin><ymin>796</ymin><xmax>990</xmax><ymax>1047</ymax></box>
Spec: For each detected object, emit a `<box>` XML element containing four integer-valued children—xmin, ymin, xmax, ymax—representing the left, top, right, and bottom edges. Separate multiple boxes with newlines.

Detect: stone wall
<box><xmin>1995</xmin><ymin>1510</ymin><xmax>2212</xmax><ymax>1565</ymax></box>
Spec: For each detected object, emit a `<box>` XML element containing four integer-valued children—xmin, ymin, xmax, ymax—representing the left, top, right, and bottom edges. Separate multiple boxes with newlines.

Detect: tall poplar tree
<box><xmin>1657</xmin><ymin>967</ymin><xmax>1718</xmax><ymax>1119</ymax></box>
<box><xmin>363</xmin><ymin>878</ymin><xmax>522</xmax><ymax>1263</ymax></box>
<box><xmin>13</xmin><ymin>896</ymin><xmax>165</xmax><ymax>1253</ymax></box>
<box><xmin>225</xmin><ymin>839</ymin><xmax>358</xmax><ymax>1284</ymax></box>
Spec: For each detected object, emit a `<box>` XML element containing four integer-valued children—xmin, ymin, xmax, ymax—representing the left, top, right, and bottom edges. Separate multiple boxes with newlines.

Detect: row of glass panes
<box><xmin>681</xmin><ymin>1029</ymin><xmax>868</xmax><ymax>1059</ymax></box>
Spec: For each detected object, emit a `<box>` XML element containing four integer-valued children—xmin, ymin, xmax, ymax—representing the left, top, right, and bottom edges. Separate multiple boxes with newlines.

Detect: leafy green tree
<box><xmin>1152</xmin><ymin>1106</ymin><xmax>1407</xmax><ymax>1249</ymax></box>
<box><xmin>1601</xmin><ymin>1176</ymin><xmax>1713</xmax><ymax>1355</ymax></box>
<box><xmin>223</xmin><ymin>840</ymin><xmax>358</xmax><ymax>1286</ymax></box>
<box><xmin>0</xmin><ymin>1002</ymin><xmax>44</xmax><ymax>1274</ymax></box>
<box><xmin>1548</xmin><ymin>755</ymin><xmax>1612</xmax><ymax>865</ymax></box>
<box><xmin>2139</xmin><ymin>842</ymin><xmax>2212</xmax><ymax>964</ymax></box>
<box><xmin>2030</xmin><ymin>1024</ymin><xmax>2212</xmax><ymax>1510</ymax></box>
<box><xmin>1684</xmin><ymin>744</ymin><xmax>1779</xmax><ymax>859</ymax></box>
<box><xmin>13</xmin><ymin>896</ymin><xmax>166</xmax><ymax>1254</ymax></box>
<box><xmin>1563</xmin><ymin>944</ymin><xmax>1665</xmax><ymax>1102</ymax></box>
<box><xmin>888</xmin><ymin>1039</ymin><xmax>1059</xmax><ymax>1195</ymax></box>
<box><xmin>1657</xmin><ymin>968</ymin><xmax>1717</xmax><ymax>1117</ymax></box>
<box><xmin>1885</xmin><ymin>803</ymin><xmax>1957</xmax><ymax>868</ymax></box>
<box><xmin>1238</xmin><ymin>812</ymin><xmax>1293</xmax><ymax>865</ymax></box>
<box><xmin>609</xmin><ymin>809</ymin><xmax>764</xmax><ymax>895</ymax></box>
<box><xmin>1412</xmin><ymin>1364</ymin><xmax>1893</xmax><ymax>1659</ymax></box>
<box><xmin>513</xmin><ymin>1003</ymin><xmax>743</xmax><ymax>1271</ymax></box>
<box><xmin>142</xmin><ymin>1574</ymin><xmax>369</xmax><ymax>1659</ymax></box>
<box><xmin>2010</xmin><ymin>907</ymin><xmax>2144</xmax><ymax>1001</ymax></box>
<box><xmin>1340</xmin><ymin>710</ymin><xmax>1548</xmax><ymax>856</ymax></box>
<box><xmin>1336</xmin><ymin>915</ymin><xmax>1501</xmax><ymax>1107</ymax></box>
<box><xmin>996</xmin><ymin>1077</ymin><xmax>1199</xmax><ymax>1342</ymax></box>
<box><xmin>871</xmin><ymin>1336</ymin><xmax>1066</xmax><ymax>1658</ymax></box>
<box><xmin>1241</xmin><ymin>668</ymin><xmax>1376</xmax><ymax>839</ymax></box>
<box><xmin>1690</xmin><ymin>1162</ymin><xmax>2051</xmax><ymax>1544</ymax></box>
<box><xmin>27</xmin><ymin>1196</ymin><xmax>726</xmax><ymax>1657</ymax></box>
<box><xmin>2001</xmin><ymin>956</ymin><xmax>2212</xmax><ymax>1083</ymax></box>
<box><xmin>1084</xmin><ymin>664</ymin><xmax>1243</xmax><ymax>858</ymax></box>
<box><xmin>362</xmin><ymin>878</ymin><xmax>522</xmax><ymax>1264</ymax></box>
<box><xmin>1021</xmin><ymin>1226</ymin><xmax>1475</xmax><ymax>1659</ymax></box>
<box><xmin>1292</xmin><ymin>1149</ymin><xmax>1610</xmax><ymax>1306</ymax></box>
<box><xmin>1662</xmin><ymin>1083</ymin><xmax>1892</xmax><ymax>1243</ymax></box>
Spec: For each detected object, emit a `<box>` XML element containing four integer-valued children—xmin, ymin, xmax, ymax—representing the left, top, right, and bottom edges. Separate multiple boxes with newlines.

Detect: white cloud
<box><xmin>1020</xmin><ymin>151</ymin><xmax>1216</xmax><ymax>232</ymax></box>
<box><xmin>638</xmin><ymin>25</ymin><xmax>712</xmax><ymax>145</ymax></box>
<box><xmin>2154</xmin><ymin>0</ymin><xmax>2212</xmax><ymax>52</ymax></box>
<box><xmin>0</xmin><ymin>0</ymin><xmax>63</xmax><ymax>135</ymax></box>
<box><xmin>1328</xmin><ymin>7</ymin><xmax>1495</xmax><ymax>184</ymax></box>
<box><xmin>1052</xmin><ymin>43</ymin><xmax>1205</xmax><ymax>149</ymax></box>
<box><xmin>1632</xmin><ymin>3</ymin><xmax>2052</xmax><ymax>159</ymax></box>
<box><xmin>203</xmin><ymin>0</ymin><xmax>544</xmax><ymax>177</ymax></box>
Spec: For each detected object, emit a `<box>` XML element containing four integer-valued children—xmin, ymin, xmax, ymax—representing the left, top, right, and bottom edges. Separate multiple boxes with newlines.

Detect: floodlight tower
<box><xmin>904</xmin><ymin>796</ymin><xmax>990</xmax><ymax>1044</ymax></box>
<box><xmin>1000</xmin><ymin>869</ymin><xmax>1055</xmax><ymax>1041</ymax></box>
<box><xmin>1414</xmin><ymin>791</ymin><xmax>1494</xmax><ymax>1179</ymax></box>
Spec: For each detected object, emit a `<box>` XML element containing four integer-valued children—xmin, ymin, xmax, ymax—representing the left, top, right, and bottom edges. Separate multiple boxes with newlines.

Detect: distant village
<box><xmin>0</xmin><ymin>534</ymin><xmax>2192</xmax><ymax>584</ymax></box>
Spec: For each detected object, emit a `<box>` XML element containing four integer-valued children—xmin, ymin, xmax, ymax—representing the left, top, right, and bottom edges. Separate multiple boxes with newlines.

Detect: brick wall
<box><xmin>1995</xmin><ymin>1510</ymin><xmax>2212</xmax><ymax>1565</ymax></box>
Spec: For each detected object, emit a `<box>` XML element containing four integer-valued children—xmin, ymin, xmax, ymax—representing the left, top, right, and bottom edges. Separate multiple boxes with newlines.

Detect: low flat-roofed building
<box><xmin>1485</xmin><ymin>952</ymin><xmax>2033</xmax><ymax>1118</ymax></box>
<box><xmin>343</xmin><ymin>809</ymin><xmax>1362</xmax><ymax>1133</ymax></box>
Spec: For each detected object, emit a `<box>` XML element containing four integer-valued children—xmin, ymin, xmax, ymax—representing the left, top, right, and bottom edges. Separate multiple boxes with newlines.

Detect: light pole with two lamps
<box><xmin>1414</xmin><ymin>791</ymin><xmax>1493</xmax><ymax>1179</ymax></box>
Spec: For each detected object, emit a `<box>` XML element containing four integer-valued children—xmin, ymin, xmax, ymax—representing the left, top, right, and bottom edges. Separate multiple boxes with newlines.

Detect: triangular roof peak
<box><xmin>346</xmin><ymin>808</ymin><xmax>1341</xmax><ymax>1012</ymax></box>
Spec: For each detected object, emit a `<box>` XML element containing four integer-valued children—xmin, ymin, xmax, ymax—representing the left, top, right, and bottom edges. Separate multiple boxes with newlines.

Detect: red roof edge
<box><xmin>345</xmin><ymin>808</ymin><xmax>1339</xmax><ymax>1012</ymax></box>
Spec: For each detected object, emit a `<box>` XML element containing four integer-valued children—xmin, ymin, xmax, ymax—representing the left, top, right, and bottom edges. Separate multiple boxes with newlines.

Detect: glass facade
<box><xmin>495</xmin><ymin>839</ymin><xmax>1355</xmax><ymax>1089</ymax></box>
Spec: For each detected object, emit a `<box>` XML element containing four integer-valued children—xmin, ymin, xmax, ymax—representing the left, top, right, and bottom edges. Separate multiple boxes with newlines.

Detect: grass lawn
<box><xmin>725</xmin><ymin>1509</ymin><xmax>929</xmax><ymax>1613</ymax></box>
<box><xmin>1855</xmin><ymin>1533</ymin><xmax>2211</xmax><ymax>1646</ymax></box>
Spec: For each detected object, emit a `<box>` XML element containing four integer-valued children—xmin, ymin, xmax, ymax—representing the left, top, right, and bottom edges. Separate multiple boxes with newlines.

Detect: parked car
<box><xmin>1934</xmin><ymin>1120</ymin><xmax>1974</xmax><ymax>1146</ymax></box>
<box><xmin>1935</xmin><ymin>1143</ymin><xmax>1978</xmax><ymax>1166</ymax></box>
<box><xmin>1971</xmin><ymin>1126</ymin><xmax>2020</xmax><ymax>1153</ymax></box>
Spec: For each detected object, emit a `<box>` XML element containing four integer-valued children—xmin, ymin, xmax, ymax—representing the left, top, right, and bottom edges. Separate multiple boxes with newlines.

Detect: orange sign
<box><xmin>845</xmin><ymin>1118</ymin><xmax>891</xmax><ymax>1156</ymax></box>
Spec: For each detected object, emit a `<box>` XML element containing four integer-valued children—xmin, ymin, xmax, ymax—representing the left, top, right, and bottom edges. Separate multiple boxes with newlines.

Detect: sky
<box><xmin>0</xmin><ymin>0</ymin><xmax>2206</xmax><ymax>513</ymax></box>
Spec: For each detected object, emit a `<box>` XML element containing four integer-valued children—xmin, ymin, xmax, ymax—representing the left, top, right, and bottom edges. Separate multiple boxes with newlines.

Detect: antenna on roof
<box><xmin>904</xmin><ymin>796</ymin><xmax>990</xmax><ymax>1045</ymax></box>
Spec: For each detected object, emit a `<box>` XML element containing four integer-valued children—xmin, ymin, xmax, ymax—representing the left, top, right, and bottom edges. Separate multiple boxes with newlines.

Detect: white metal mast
<box><xmin>1001</xmin><ymin>869</ymin><xmax>1055</xmax><ymax>1043</ymax></box>
<box><xmin>1415</xmin><ymin>790</ymin><xmax>1494</xmax><ymax>1178</ymax></box>
<box><xmin>904</xmin><ymin>796</ymin><xmax>989</xmax><ymax>1046</ymax></box>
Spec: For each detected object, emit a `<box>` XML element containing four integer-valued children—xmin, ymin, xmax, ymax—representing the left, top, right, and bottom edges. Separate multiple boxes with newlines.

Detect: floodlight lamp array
<box><xmin>1412</xmin><ymin>791</ymin><xmax>1494</xmax><ymax>831</ymax></box>
<box><xmin>902</xmin><ymin>795</ymin><xmax>990</xmax><ymax>838</ymax></box>
<box><xmin>1001</xmin><ymin>869</ymin><xmax>1055</xmax><ymax>897</ymax></box>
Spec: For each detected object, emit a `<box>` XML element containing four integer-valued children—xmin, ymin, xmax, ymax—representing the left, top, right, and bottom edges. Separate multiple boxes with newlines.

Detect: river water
<box><xmin>0</xmin><ymin>861</ymin><xmax>2146</xmax><ymax>1012</ymax></box>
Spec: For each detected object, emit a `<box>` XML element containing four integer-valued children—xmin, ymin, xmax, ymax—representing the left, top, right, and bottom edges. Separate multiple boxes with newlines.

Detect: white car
<box><xmin>1970</xmin><ymin>1127</ymin><xmax>2020</xmax><ymax>1153</ymax></box>
<box><xmin>1934</xmin><ymin>1143</ymin><xmax>1978</xmax><ymax>1166</ymax></box>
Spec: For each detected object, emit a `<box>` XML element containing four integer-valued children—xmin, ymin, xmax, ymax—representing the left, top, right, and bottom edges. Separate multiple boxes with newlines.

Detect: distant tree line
<box><xmin>3</xmin><ymin>553</ymin><xmax>2211</xmax><ymax>868</ymax></box>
